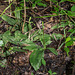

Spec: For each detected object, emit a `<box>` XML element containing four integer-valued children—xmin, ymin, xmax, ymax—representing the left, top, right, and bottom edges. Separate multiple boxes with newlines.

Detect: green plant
<box><xmin>48</xmin><ymin>69</ymin><xmax>57</xmax><ymax>75</ymax></box>
<box><xmin>0</xmin><ymin>17</ymin><xmax>58</xmax><ymax>70</ymax></box>
<box><xmin>0</xmin><ymin>29</ymin><xmax>58</xmax><ymax>69</ymax></box>
<box><xmin>31</xmin><ymin>72</ymin><xmax>34</xmax><ymax>75</ymax></box>
<box><xmin>23</xmin><ymin>22</ymin><xmax>58</xmax><ymax>70</ymax></box>
<box><xmin>0</xmin><ymin>0</ymin><xmax>75</xmax><ymax>73</ymax></box>
<box><xmin>20</xmin><ymin>0</ymin><xmax>47</xmax><ymax>8</ymax></box>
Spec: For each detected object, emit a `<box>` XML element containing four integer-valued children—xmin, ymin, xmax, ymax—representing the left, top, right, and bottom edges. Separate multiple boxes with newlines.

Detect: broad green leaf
<box><xmin>42</xmin><ymin>58</ymin><xmax>46</xmax><ymax>66</ymax></box>
<box><xmin>65</xmin><ymin>41</ymin><xmax>73</xmax><ymax>46</ymax></box>
<box><xmin>71</xmin><ymin>5</ymin><xmax>75</xmax><ymax>12</ymax></box>
<box><xmin>65</xmin><ymin>37</ymin><xmax>71</xmax><ymax>42</ymax></box>
<box><xmin>64</xmin><ymin>47</ymin><xmax>69</xmax><ymax>56</ymax></box>
<box><xmin>30</xmin><ymin>50</ymin><xmax>44</xmax><ymax>71</ymax></box>
<box><xmin>47</xmin><ymin>48</ymin><xmax>58</xmax><ymax>55</ymax></box>
<box><xmin>0</xmin><ymin>40</ymin><xmax>4</xmax><ymax>46</ymax></box>
<box><xmin>1</xmin><ymin>15</ymin><xmax>17</xmax><ymax>25</ymax></box>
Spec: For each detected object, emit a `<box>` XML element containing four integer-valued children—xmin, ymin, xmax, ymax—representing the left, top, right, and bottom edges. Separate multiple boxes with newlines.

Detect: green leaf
<box><xmin>19</xmin><ymin>39</ymin><xmax>33</xmax><ymax>45</ymax></box>
<box><xmin>51</xmin><ymin>0</ymin><xmax>57</xmax><ymax>3</ymax></box>
<box><xmin>40</xmin><ymin>34</ymin><xmax>51</xmax><ymax>46</ymax></box>
<box><xmin>0</xmin><ymin>40</ymin><xmax>4</xmax><ymax>46</ymax></box>
<box><xmin>32</xmin><ymin>4</ymin><xmax>36</xmax><ymax>7</ymax></box>
<box><xmin>73</xmin><ymin>37</ymin><xmax>75</xmax><ymax>41</ymax></box>
<box><xmin>47</xmin><ymin>48</ymin><xmax>58</xmax><ymax>55</ymax></box>
<box><xmin>42</xmin><ymin>58</ymin><xmax>46</xmax><ymax>66</ymax></box>
<box><xmin>71</xmin><ymin>5</ymin><xmax>75</xmax><ymax>12</ymax></box>
<box><xmin>23</xmin><ymin>45</ymin><xmax>41</xmax><ymax>51</ymax></box>
<box><xmin>48</xmin><ymin>69</ymin><xmax>53</xmax><ymax>75</ymax></box>
<box><xmin>68</xmin><ymin>11</ymin><xmax>75</xmax><ymax>17</ymax></box>
<box><xmin>64</xmin><ymin>47</ymin><xmax>69</xmax><ymax>56</ymax></box>
<box><xmin>65</xmin><ymin>37</ymin><xmax>71</xmax><ymax>42</ymax></box>
<box><xmin>28</xmin><ymin>17</ymin><xmax>32</xmax><ymax>30</ymax></box>
<box><xmin>14</xmin><ymin>31</ymin><xmax>26</xmax><ymax>41</ymax></box>
<box><xmin>73</xmin><ymin>0</ymin><xmax>75</xmax><ymax>2</ymax></box>
<box><xmin>0</xmin><ymin>3</ymin><xmax>12</xmax><ymax>17</ymax></box>
<box><xmin>37</xmin><ymin>2</ymin><xmax>47</xmax><ymax>7</ymax></box>
<box><xmin>35</xmin><ymin>0</ymin><xmax>42</xmax><ymax>3</ymax></box>
<box><xmin>25</xmin><ymin>0</ymin><xmax>29</xmax><ymax>2</ymax></box>
<box><xmin>58</xmin><ymin>22</ymin><xmax>68</xmax><ymax>28</ymax></box>
<box><xmin>20</xmin><ymin>39</ymin><xmax>42</xmax><ymax>50</ymax></box>
<box><xmin>14</xmin><ymin>7</ymin><xmax>20</xmax><ymax>19</ymax></box>
<box><xmin>65</xmin><ymin>41</ymin><xmax>73</xmax><ymax>46</ymax></box>
<box><xmin>45</xmin><ymin>40</ymin><xmax>52</xmax><ymax>46</ymax></box>
<box><xmin>30</xmin><ymin>50</ymin><xmax>44</xmax><ymax>71</ymax></box>
<box><xmin>53</xmin><ymin>72</ymin><xmax>57</xmax><ymax>75</ymax></box>
<box><xmin>51</xmin><ymin>33</ymin><xmax>63</xmax><ymax>40</ymax></box>
<box><xmin>14</xmin><ymin>7</ymin><xmax>20</xmax><ymax>23</ymax></box>
<box><xmin>51</xmin><ymin>25</ymin><xmax>58</xmax><ymax>29</ymax></box>
<box><xmin>2</xmin><ymin>31</ymin><xmax>11</xmax><ymax>45</ymax></box>
<box><xmin>1</xmin><ymin>15</ymin><xmax>17</xmax><ymax>25</ymax></box>
<box><xmin>58</xmin><ymin>42</ymin><xmax>65</xmax><ymax>50</ymax></box>
<box><xmin>31</xmin><ymin>72</ymin><xmax>34</xmax><ymax>75</ymax></box>
<box><xmin>68</xmin><ymin>29</ymin><xmax>74</xmax><ymax>32</ymax></box>
<box><xmin>9</xmin><ymin>46</ymin><xmax>26</xmax><ymax>52</ymax></box>
<box><xmin>0</xmin><ymin>59</ymin><xmax>7</xmax><ymax>68</ymax></box>
<box><xmin>60</xmin><ymin>0</ymin><xmax>66</xmax><ymax>3</ymax></box>
<box><xmin>0</xmin><ymin>34</ymin><xmax>2</xmax><ymax>39</ymax></box>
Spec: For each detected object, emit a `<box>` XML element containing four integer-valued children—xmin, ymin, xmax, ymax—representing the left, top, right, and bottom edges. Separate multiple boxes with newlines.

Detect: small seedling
<box><xmin>48</xmin><ymin>69</ymin><xmax>57</xmax><ymax>75</ymax></box>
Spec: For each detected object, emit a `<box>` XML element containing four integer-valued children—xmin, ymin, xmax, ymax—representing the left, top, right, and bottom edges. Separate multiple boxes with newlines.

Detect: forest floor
<box><xmin>0</xmin><ymin>0</ymin><xmax>75</xmax><ymax>75</ymax></box>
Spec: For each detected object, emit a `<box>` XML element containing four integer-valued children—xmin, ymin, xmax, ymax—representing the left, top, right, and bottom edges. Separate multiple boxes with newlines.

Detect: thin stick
<box><xmin>22</xmin><ymin>0</ymin><xmax>26</xmax><ymax>33</ymax></box>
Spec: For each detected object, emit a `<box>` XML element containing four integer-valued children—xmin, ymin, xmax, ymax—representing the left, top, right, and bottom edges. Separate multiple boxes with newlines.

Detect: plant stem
<box><xmin>22</xmin><ymin>0</ymin><xmax>26</xmax><ymax>33</ymax></box>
